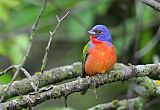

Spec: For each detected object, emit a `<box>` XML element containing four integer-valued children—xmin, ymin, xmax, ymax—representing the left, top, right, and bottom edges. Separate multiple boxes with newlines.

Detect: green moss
<box><xmin>112</xmin><ymin>99</ymin><xmax>119</xmax><ymax>106</ymax></box>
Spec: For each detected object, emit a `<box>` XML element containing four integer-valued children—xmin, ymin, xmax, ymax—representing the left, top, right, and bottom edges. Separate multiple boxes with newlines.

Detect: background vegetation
<box><xmin>0</xmin><ymin>0</ymin><xmax>159</xmax><ymax>110</ymax></box>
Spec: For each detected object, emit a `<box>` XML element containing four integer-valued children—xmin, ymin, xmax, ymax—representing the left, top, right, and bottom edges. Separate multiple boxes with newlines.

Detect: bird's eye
<box><xmin>96</xmin><ymin>30</ymin><xmax>102</xmax><ymax>34</ymax></box>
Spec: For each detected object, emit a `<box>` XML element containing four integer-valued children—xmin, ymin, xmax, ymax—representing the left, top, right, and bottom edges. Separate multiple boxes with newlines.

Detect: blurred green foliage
<box><xmin>0</xmin><ymin>0</ymin><xmax>160</xmax><ymax>110</ymax></box>
<box><xmin>0</xmin><ymin>0</ymin><xmax>20</xmax><ymax>23</ymax></box>
<box><xmin>0</xmin><ymin>72</ymin><xmax>12</xmax><ymax>84</ymax></box>
<box><xmin>0</xmin><ymin>34</ymin><xmax>28</xmax><ymax>64</ymax></box>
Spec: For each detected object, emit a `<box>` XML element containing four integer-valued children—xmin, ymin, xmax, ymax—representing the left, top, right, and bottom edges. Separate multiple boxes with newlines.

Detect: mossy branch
<box><xmin>0</xmin><ymin>63</ymin><xmax>159</xmax><ymax>109</ymax></box>
<box><xmin>88</xmin><ymin>77</ymin><xmax>159</xmax><ymax>110</ymax></box>
<box><xmin>88</xmin><ymin>97</ymin><xmax>143</xmax><ymax>110</ymax></box>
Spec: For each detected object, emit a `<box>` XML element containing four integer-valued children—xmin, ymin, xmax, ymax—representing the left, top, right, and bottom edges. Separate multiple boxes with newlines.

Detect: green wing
<box><xmin>82</xmin><ymin>42</ymin><xmax>90</xmax><ymax>77</ymax></box>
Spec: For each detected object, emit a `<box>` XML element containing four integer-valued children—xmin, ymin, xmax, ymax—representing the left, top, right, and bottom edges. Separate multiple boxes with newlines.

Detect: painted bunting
<box><xmin>82</xmin><ymin>25</ymin><xmax>117</xmax><ymax>77</ymax></box>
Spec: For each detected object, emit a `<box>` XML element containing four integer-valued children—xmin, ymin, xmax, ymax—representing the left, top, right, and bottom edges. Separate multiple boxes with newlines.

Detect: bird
<box><xmin>82</xmin><ymin>25</ymin><xmax>117</xmax><ymax>77</ymax></box>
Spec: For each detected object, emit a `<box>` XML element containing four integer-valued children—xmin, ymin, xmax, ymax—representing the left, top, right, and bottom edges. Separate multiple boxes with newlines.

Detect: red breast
<box><xmin>84</xmin><ymin>35</ymin><xmax>116</xmax><ymax>76</ymax></box>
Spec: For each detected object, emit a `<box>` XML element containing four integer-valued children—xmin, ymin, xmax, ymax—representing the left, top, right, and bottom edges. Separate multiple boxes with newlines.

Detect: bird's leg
<box><xmin>63</xmin><ymin>83</ymin><xmax>69</xmax><ymax>107</ymax></box>
<box><xmin>93</xmin><ymin>88</ymin><xmax>98</xmax><ymax>99</ymax></box>
<box><xmin>93</xmin><ymin>73</ymin><xmax>102</xmax><ymax>100</ymax></box>
<box><xmin>28</xmin><ymin>106</ymin><xmax>34</xmax><ymax>110</ymax></box>
<box><xmin>64</xmin><ymin>95</ymin><xmax>68</xmax><ymax>107</ymax></box>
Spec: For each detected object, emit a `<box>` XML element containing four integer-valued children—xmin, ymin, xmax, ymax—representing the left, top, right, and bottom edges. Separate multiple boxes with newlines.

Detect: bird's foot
<box><xmin>93</xmin><ymin>87</ymin><xmax>98</xmax><ymax>100</ymax></box>
<box><xmin>92</xmin><ymin>74</ymin><xmax>99</xmax><ymax>99</ymax></box>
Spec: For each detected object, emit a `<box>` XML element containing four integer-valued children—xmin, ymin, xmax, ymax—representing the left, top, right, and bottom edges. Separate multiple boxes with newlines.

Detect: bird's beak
<box><xmin>88</xmin><ymin>30</ymin><xmax>95</xmax><ymax>35</ymax></box>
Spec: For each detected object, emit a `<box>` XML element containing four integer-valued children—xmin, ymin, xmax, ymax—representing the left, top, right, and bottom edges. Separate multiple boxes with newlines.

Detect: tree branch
<box><xmin>0</xmin><ymin>62</ymin><xmax>127</xmax><ymax>101</ymax></box>
<box><xmin>0</xmin><ymin>62</ymin><xmax>81</xmax><ymax>100</ymax></box>
<box><xmin>0</xmin><ymin>63</ymin><xmax>159</xmax><ymax>109</ymax></box>
<box><xmin>88</xmin><ymin>97</ymin><xmax>142</xmax><ymax>110</ymax></box>
<box><xmin>0</xmin><ymin>65</ymin><xmax>19</xmax><ymax>77</ymax></box>
<box><xmin>88</xmin><ymin>77</ymin><xmax>159</xmax><ymax>110</ymax></box>
<box><xmin>0</xmin><ymin>65</ymin><xmax>37</xmax><ymax>92</ymax></box>
<box><xmin>0</xmin><ymin>0</ymin><xmax>47</xmax><ymax>102</ymax></box>
<box><xmin>138</xmin><ymin>0</ymin><xmax>160</xmax><ymax>12</ymax></box>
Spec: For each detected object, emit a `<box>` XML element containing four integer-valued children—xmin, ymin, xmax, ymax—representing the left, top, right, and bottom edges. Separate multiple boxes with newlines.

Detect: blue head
<box><xmin>88</xmin><ymin>25</ymin><xmax>112</xmax><ymax>43</ymax></box>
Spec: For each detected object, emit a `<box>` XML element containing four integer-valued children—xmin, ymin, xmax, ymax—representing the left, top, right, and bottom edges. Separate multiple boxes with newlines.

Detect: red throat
<box><xmin>90</xmin><ymin>35</ymin><xmax>101</xmax><ymax>44</ymax></box>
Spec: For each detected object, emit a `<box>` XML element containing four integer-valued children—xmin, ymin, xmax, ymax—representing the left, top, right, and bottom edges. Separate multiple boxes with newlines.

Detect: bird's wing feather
<box><xmin>82</xmin><ymin>42</ymin><xmax>90</xmax><ymax>77</ymax></box>
<box><xmin>81</xmin><ymin>42</ymin><xmax>90</xmax><ymax>95</ymax></box>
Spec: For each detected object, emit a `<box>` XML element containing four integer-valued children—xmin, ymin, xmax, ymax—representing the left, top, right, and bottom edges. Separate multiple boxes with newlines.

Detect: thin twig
<box><xmin>38</xmin><ymin>12</ymin><xmax>69</xmax><ymax>96</ymax></box>
<box><xmin>0</xmin><ymin>65</ymin><xmax>37</xmax><ymax>91</ymax></box>
<box><xmin>21</xmin><ymin>68</ymin><xmax>38</xmax><ymax>91</ymax></box>
<box><xmin>40</xmin><ymin>12</ymin><xmax>69</xmax><ymax>74</ymax></box>
<box><xmin>0</xmin><ymin>65</ymin><xmax>19</xmax><ymax>77</ymax></box>
<box><xmin>0</xmin><ymin>0</ymin><xmax>47</xmax><ymax>102</ymax></box>
<box><xmin>138</xmin><ymin>0</ymin><xmax>160</xmax><ymax>12</ymax></box>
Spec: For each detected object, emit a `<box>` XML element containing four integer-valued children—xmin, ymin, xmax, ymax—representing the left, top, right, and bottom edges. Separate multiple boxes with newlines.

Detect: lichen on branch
<box><xmin>0</xmin><ymin>63</ymin><xmax>160</xmax><ymax>109</ymax></box>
